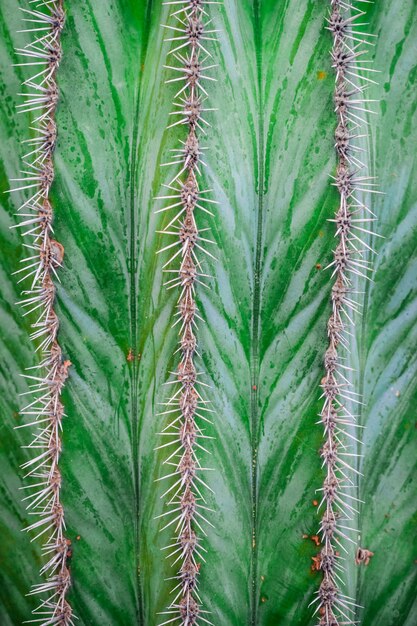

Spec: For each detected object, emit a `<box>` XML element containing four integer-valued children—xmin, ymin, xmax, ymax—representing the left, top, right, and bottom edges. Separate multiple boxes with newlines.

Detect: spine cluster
<box><xmin>9</xmin><ymin>2</ymin><xmax>74</xmax><ymax>624</ymax></box>
<box><xmin>156</xmin><ymin>1</ymin><xmax>218</xmax><ymax>625</ymax></box>
<box><xmin>313</xmin><ymin>2</ymin><xmax>379</xmax><ymax>625</ymax></box>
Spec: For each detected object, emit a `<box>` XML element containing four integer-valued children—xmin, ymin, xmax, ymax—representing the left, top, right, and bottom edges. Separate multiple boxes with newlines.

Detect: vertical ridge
<box><xmin>155</xmin><ymin>2</ymin><xmax>219</xmax><ymax>624</ymax></box>
<box><xmin>314</xmin><ymin>2</ymin><xmax>379</xmax><ymax>624</ymax></box>
<box><xmin>9</xmin><ymin>2</ymin><xmax>74</xmax><ymax>624</ymax></box>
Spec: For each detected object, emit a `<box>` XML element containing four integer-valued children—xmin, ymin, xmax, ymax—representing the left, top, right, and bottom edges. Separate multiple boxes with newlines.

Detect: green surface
<box><xmin>0</xmin><ymin>1</ymin><xmax>416</xmax><ymax>624</ymax></box>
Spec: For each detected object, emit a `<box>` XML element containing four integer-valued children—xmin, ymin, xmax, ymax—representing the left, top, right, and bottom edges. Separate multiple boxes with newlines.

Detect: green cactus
<box><xmin>0</xmin><ymin>1</ymin><xmax>416</xmax><ymax>625</ymax></box>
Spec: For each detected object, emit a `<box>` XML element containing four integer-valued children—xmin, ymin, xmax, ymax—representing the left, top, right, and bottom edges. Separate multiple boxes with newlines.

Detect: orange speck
<box><xmin>311</xmin><ymin>535</ymin><xmax>321</xmax><ymax>547</ymax></box>
<box><xmin>311</xmin><ymin>555</ymin><xmax>321</xmax><ymax>572</ymax></box>
<box><xmin>317</xmin><ymin>71</ymin><xmax>327</xmax><ymax>80</ymax></box>
<box><xmin>127</xmin><ymin>348</ymin><xmax>134</xmax><ymax>362</ymax></box>
<box><xmin>315</xmin><ymin>263</ymin><xmax>322</xmax><ymax>270</ymax></box>
<box><xmin>252</xmin><ymin>385</ymin><xmax>257</xmax><ymax>391</ymax></box>
<box><xmin>76</xmin><ymin>535</ymin><xmax>81</xmax><ymax>541</ymax></box>
<box><xmin>355</xmin><ymin>547</ymin><xmax>374</xmax><ymax>566</ymax></box>
<box><xmin>312</xmin><ymin>499</ymin><xmax>318</xmax><ymax>506</ymax></box>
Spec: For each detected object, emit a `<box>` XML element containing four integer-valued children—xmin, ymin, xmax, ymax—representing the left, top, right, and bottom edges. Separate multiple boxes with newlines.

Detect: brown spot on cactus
<box><xmin>355</xmin><ymin>547</ymin><xmax>374</xmax><ymax>566</ymax></box>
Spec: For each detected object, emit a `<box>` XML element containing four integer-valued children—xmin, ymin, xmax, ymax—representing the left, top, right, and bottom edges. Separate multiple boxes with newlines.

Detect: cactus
<box><xmin>0</xmin><ymin>1</ymin><xmax>416</xmax><ymax>625</ymax></box>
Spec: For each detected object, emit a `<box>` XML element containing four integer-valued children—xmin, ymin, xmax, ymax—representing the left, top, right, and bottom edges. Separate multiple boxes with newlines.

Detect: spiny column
<box><xmin>155</xmin><ymin>1</ymin><xmax>219</xmax><ymax>625</ymax></box>
<box><xmin>8</xmin><ymin>2</ymin><xmax>74</xmax><ymax>624</ymax></box>
<box><xmin>312</xmin><ymin>2</ymin><xmax>379</xmax><ymax>625</ymax></box>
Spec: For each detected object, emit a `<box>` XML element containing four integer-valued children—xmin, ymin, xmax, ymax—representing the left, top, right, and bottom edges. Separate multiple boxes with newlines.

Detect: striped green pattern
<box><xmin>0</xmin><ymin>1</ymin><xmax>416</xmax><ymax>624</ymax></box>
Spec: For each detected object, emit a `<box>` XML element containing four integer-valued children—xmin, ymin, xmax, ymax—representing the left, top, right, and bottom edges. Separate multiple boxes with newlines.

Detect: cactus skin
<box><xmin>1</xmin><ymin>2</ymin><xmax>416</xmax><ymax>625</ymax></box>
